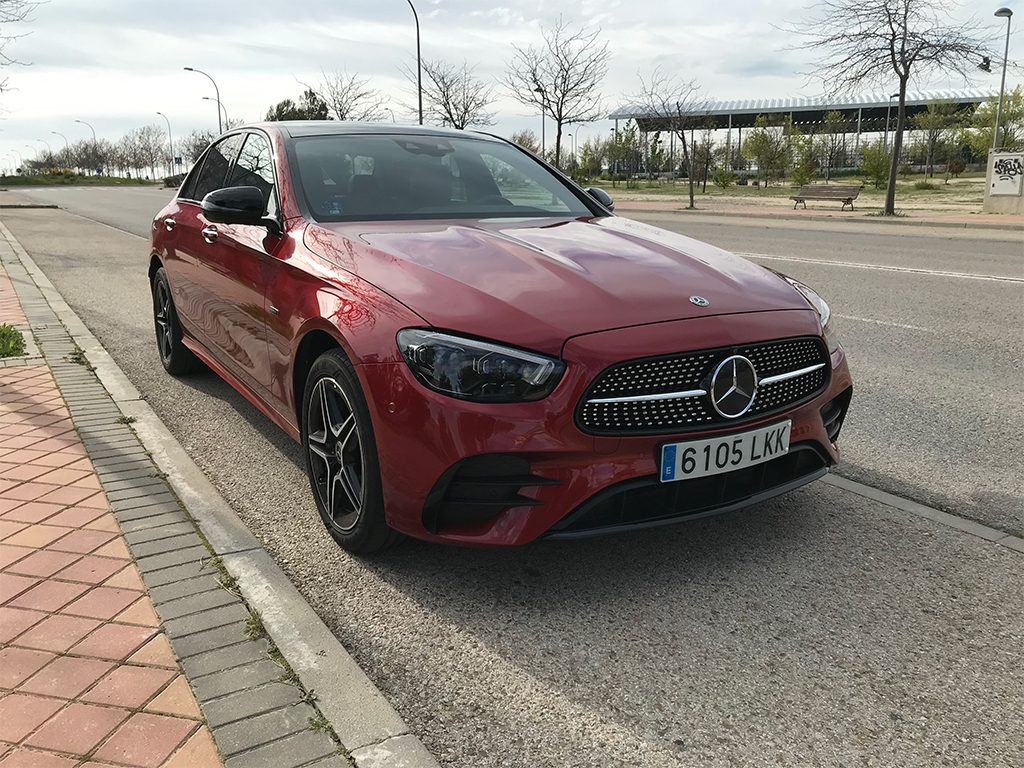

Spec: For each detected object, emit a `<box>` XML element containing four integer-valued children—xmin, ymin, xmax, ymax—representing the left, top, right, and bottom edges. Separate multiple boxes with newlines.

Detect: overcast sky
<box><xmin>0</xmin><ymin>0</ymin><xmax>1019</xmax><ymax>169</ymax></box>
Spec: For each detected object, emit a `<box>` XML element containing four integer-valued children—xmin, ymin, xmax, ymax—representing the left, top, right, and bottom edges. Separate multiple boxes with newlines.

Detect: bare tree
<box><xmin>405</xmin><ymin>58</ymin><xmax>495</xmax><ymax>129</ymax></box>
<box><xmin>310</xmin><ymin>69</ymin><xmax>390</xmax><ymax>122</ymax></box>
<box><xmin>0</xmin><ymin>0</ymin><xmax>39</xmax><ymax>96</ymax></box>
<box><xmin>180</xmin><ymin>129</ymin><xmax>216</xmax><ymax>165</ymax></box>
<box><xmin>502</xmin><ymin>16</ymin><xmax>610</xmax><ymax>169</ymax></box>
<box><xmin>785</xmin><ymin>0</ymin><xmax>993</xmax><ymax>215</ymax></box>
<box><xmin>509</xmin><ymin>129</ymin><xmax>540</xmax><ymax>154</ymax></box>
<box><xmin>629</xmin><ymin>69</ymin><xmax>708</xmax><ymax>208</ymax></box>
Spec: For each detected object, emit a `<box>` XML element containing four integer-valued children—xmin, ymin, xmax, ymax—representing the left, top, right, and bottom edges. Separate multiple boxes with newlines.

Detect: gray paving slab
<box><xmin>163</xmin><ymin>603</ymin><xmax>251</xmax><ymax>638</ymax></box>
<box><xmin>213</xmin><ymin>700</ymin><xmax>315</xmax><ymax>756</ymax></box>
<box><xmin>113</xmin><ymin>500</ymin><xmax>183</xmax><ymax>521</ymax></box>
<box><xmin>203</xmin><ymin>682</ymin><xmax>304</xmax><ymax>729</ymax></box>
<box><xmin>156</xmin><ymin>586</ymin><xmax>238</xmax><ymax>622</ymax></box>
<box><xmin>169</xmin><ymin>622</ymin><xmax>251</xmax><ymax>659</ymax></box>
<box><xmin>149</xmin><ymin>574</ymin><xmax>222</xmax><ymax>604</ymax></box>
<box><xmin>124</xmin><ymin>521</ymin><xmax>198</xmax><ymax>544</ymax></box>
<box><xmin>135</xmin><ymin>546</ymin><xmax>210</xmax><ymax>577</ymax></box>
<box><xmin>192</xmin><ymin>658</ymin><xmax>285</xmax><ymax>702</ymax></box>
<box><xmin>131</xmin><ymin>532</ymin><xmax>206</xmax><ymax>559</ymax></box>
<box><xmin>223</xmin><ymin>729</ymin><xmax>337</xmax><ymax>768</ymax></box>
<box><xmin>180</xmin><ymin>637</ymin><xmax>270</xmax><ymax>680</ymax></box>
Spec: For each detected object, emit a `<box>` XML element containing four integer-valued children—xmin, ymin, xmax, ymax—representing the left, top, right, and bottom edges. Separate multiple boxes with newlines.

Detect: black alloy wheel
<box><xmin>302</xmin><ymin>349</ymin><xmax>398</xmax><ymax>553</ymax></box>
<box><xmin>151</xmin><ymin>267</ymin><xmax>201</xmax><ymax>375</ymax></box>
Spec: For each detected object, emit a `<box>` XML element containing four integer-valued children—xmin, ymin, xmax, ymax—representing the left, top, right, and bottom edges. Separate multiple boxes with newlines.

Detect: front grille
<box><xmin>545</xmin><ymin>443</ymin><xmax>830</xmax><ymax>538</ymax></box>
<box><xmin>577</xmin><ymin>336</ymin><xmax>829</xmax><ymax>435</ymax></box>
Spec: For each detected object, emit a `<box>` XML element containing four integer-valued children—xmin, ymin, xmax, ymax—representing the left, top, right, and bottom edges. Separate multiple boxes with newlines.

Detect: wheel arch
<box><xmin>148</xmin><ymin>253</ymin><xmax>163</xmax><ymax>283</ymax></box>
<box><xmin>292</xmin><ymin>327</ymin><xmax>352</xmax><ymax>427</ymax></box>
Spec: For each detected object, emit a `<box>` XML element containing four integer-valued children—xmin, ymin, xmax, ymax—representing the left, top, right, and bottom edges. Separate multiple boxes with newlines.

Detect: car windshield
<box><xmin>293</xmin><ymin>134</ymin><xmax>596</xmax><ymax>221</ymax></box>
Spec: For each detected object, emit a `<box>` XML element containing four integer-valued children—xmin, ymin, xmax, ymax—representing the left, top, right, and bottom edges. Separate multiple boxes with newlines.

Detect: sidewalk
<box><xmin>0</xmin><ymin>254</ymin><xmax>356</xmax><ymax>764</ymax></box>
<box><xmin>1</xmin><ymin>272</ymin><xmax>223</xmax><ymax>766</ymax></box>
<box><xmin>613</xmin><ymin>198</ymin><xmax>1024</xmax><ymax>230</ymax></box>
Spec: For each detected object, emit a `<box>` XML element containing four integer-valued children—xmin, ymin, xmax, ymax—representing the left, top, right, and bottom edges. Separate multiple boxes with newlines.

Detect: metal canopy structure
<box><xmin>609</xmin><ymin>89</ymin><xmax>995</xmax><ymax>132</ymax></box>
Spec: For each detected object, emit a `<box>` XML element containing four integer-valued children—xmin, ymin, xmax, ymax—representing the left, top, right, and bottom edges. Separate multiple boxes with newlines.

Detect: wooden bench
<box><xmin>790</xmin><ymin>184</ymin><xmax>864</xmax><ymax>211</ymax></box>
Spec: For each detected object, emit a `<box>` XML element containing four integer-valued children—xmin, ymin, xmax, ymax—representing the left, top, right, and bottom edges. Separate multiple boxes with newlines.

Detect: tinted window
<box><xmin>228</xmin><ymin>133</ymin><xmax>279</xmax><ymax>219</ymax></box>
<box><xmin>191</xmin><ymin>134</ymin><xmax>245</xmax><ymax>202</ymax></box>
<box><xmin>293</xmin><ymin>135</ymin><xmax>595</xmax><ymax>221</ymax></box>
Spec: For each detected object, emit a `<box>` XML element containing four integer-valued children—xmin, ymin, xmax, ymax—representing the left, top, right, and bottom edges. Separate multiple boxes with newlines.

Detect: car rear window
<box><xmin>293</xmin><ymin>135</ymin><xmax>595</xmax><ymax>221</ymax></box>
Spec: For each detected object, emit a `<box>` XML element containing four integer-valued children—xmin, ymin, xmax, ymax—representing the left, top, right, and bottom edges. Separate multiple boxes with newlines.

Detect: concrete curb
<box><xmin>822</xmin><ymin>475</ymin><xmax>1024</xmax><ymax>554</ymax></box>
<box><xmin>614</xmin><ymin>204</ymin><xmax>1024</xmax><ymax>231</ymax></box>
<box><xmin>0</xmin><ymin>220</ymin><xmax>439</xmax><ymax>768</ymax></box>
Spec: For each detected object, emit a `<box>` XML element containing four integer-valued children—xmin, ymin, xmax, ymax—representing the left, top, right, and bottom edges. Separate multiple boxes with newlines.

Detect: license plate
<box><xmin>660</xmin><ymin>421</ymin><xmax>791</xmax><ymax>483</ymax></box>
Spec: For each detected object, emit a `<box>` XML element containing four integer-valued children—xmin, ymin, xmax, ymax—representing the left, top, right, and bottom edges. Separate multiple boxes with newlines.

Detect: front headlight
<box><xmin>778</xmin><ymin>275</ymin><xmax>840</xmax><ymax>355</ymax></box>
<box><xmin>397</xmin><ymin>329</ymin><xmax>566</xmax><ymax>403</ymax></box>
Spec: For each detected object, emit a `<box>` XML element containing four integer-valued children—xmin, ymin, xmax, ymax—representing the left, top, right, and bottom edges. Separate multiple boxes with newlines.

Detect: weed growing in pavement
<box><xmin>0</xmin><ymin>324</ymin><xmax>25</xmax><ymax>357</ymax></box>
<box><xmin>243</xmin><ymin>608</ymin><xmax>266</xmax><ymax>640</ymax></box>
<box><xmin>116</xmin><ymin>414</ymin><xmax>137</xmax><ymax>424</ymax></box>
<box><xmin>66</xmin><ymin>344</ymin><xmax>95</xmax><ymax>371</ymax></box>
<box><xmin>201</xmin><ymin>555</ymin><xmax>241</xmax><ymax>597</ymax></box>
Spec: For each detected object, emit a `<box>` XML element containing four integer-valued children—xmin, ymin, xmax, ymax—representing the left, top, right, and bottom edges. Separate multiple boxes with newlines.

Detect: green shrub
<box><xmin>947</xmin><ymin>158</ymin><xmax>967</xmax><ymax>177</ymax></box>
<box><xmin>913</xmin><ymin>179</ymin><xmax>937</xmax><ymax>190</ymax></box>
<box><xmin>711</xmin><ymin>166</ymin><xmax>735</xmax><ymax>188</ymax></box>
<box><xmin>164</xmin><ymin>173</ymin><xmax>186</xmax><ymax>188</ymax></box>
<box><xmin>858</xmin><ymin>140</ymin><xmax>891</xmax><ymax>190</ymax></box>
<box><xmin>0</xmin><ymin>324</ymin><xmax>26</xmax><ymax>358</ymax></box>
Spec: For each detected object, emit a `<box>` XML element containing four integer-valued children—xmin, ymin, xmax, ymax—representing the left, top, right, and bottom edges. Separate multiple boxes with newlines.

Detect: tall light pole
<box><xmin>883</xmin><ymin>92</ymin><xmax>899</xmax><ymax>153</ymax></box>
<box><xmin>157</xmin><ymin>111</ymin><xmax>175</xmax><ymax>176</ymax></box>
<box><xmin>201</xmin><ymin>97</ymin><xmax>229</xmax><ymax>127</ymax></box>
<box><xmin>74</xmin><ymin>119</ymin><xmax>97</xmax><ymax>142</ymax></box>
<box><xmin>993</xmin><ymin>7</ymin><xmax>1014</xmax><ymax>149</ymax></box>
<box><xmin>405</xmin><ymin>0</ymin><xmax>422</xmax><ymax>125</ymax></box>
<box><xmin>533</xmin><ymin>85</ymin><xmax>546</xmax><ymax>158</ymax></box>
<box><xmin>185</xmin><ymin>67</ymin><xmax>222</xmax><ymax>134</ymax></box>
<box><xmin>52</xmin><ymin>131</ymin><xmax>69</xmax><ymax>152</ymax></box>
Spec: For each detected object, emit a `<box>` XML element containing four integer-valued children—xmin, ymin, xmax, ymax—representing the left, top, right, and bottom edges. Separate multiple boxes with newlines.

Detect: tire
<box><xmin>301</xmin><ymin>348</ymin><xmax>400</xmax><ymax>554</ymax></box>
<box><xmin>151</xmin><ymin>267</ymin><xmax>202</xmax><ymax>375</ymax></box>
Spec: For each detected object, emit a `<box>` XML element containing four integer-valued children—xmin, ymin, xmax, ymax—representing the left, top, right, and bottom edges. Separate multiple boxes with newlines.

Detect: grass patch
<box><xmin>243</xmin><ymin>609</ymin><xmax>266</xmax><ymax>641</ymax></box>
<box><xmin>0</xmin><ymin>324</ymin><xmax>26</xmax><ymax>357</ymax></box>
<box><xmin>116</xmin><ymin>414</ymin><xmax>136</xmax><ymax>425</ymax></box>
<box><xmin>0</xmin><ymin>173</ymin><xmax>158</xmax><ymax>186</ymax></box>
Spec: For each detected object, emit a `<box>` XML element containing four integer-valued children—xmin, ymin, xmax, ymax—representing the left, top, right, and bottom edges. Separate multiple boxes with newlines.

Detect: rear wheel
<box><xmin>151</xmin><ymin>267</ymin><xmax>201</xmax><ymax>375</ymax></box>
<box><xmin>301</xmin><ymin>349</ymin><xmax>399</xmax><ymax>554</ymax></box>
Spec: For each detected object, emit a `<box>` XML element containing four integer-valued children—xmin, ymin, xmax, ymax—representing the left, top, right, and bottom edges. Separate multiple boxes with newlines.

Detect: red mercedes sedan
<box><xmin>149</xmin><ymin>122</ymin><xmax>852</xmax><ymax>553</ymax></box>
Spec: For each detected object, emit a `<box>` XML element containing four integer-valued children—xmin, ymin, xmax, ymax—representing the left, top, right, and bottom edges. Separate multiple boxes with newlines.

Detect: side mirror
<box><xmin>585</xmin><ymin>187</ymin><xmax>614</xmax><ymax>212</ymax></box>
<box><xmin>201</xmin><ymin>186</ymin><xmax>265</xmax><ymax>226</ymax></box>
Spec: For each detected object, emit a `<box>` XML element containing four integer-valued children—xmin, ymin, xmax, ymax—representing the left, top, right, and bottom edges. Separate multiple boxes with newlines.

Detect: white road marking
<box><xmin>833</xmin><ymin>313</ymin><xmax>935</xmax><ymax>333</ymax></box>
<box><xmin>736</xmin><ymin>252</ymin><xmax>1024</xmax><ymax>284</ymax></box>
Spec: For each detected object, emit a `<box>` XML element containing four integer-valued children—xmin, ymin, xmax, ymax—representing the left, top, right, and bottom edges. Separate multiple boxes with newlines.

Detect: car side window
<box><xmin>479</xmin><ymin>153</ymin><xmax>572</xmax><ymax>212</ymax></box>
<box><xmin>228</xmin><ymin>133</ymin><xmax>279</xmax><ymax>219</ymax></box>
<box><xmin>190</xmin><ymin>134</ymin><xmax>245</xmax><ymax>203</ymax></box>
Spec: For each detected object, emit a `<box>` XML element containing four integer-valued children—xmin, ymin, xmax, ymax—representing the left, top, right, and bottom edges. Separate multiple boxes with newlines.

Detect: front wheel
<box><xmin>301</xmin><ymin>349</ymin><xmax>399</xmax><ymax>554</ymax></box>
<box><xmin>152</xmin><ymin>267</ymin><xmax>202</xmax><ymax>375</ymax></box>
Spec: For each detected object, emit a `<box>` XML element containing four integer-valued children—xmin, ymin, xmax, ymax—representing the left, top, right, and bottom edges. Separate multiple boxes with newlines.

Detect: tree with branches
<box><xmin>0</xmin><ymin>0</ymin><xmax>38</xmax><ymax>96</ymax></box>
<box><xmin>266</xmin><ymin>88</ymin><xmax>331</xmax><ymax>121</ymax></box>
<box><xmin>509</xmin><ymin>129</ymin><xmax>540</xmax><ymax>154</ymax></box>
<box><xmin>405</xmin><ymin>58</ymin><xmax>495</xmax><ymax>129</ymax></box>
<box><xmin>785</xmin><ymin>0</ymin><xmax>993</xmax><ymax>215</ymax></box>
<box><xmin>629</xmin><ymin>69</ymin><xmax>708</xmax><ymax>208</ymax></box>
<box><xmin>310</xmin><ymin>70</ymin><xmax>389</xmax><ymax>122</ymax></box>
<box><xmin>502</xmin><ymin>16</ymin><xmax>610</xmax><ymax>170</ymax></box>
<box><xmin>913</xmin><ymin>100</ymin><xmax>965</xmax><ymax>176</ymax></box>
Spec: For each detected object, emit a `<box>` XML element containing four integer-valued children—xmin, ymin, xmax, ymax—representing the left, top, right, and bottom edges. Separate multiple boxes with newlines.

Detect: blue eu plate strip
<box><xmin>661</xmin><ymin>445</ymin><xmax>676</xmax><ymax>482</ymax></box>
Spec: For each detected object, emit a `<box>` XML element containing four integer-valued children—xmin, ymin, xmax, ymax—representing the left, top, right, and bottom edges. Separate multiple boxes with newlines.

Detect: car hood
<box><xmin>303</xmin><ymin>216</ymin><xmax>811</xmax><ymax>356</ymax></box>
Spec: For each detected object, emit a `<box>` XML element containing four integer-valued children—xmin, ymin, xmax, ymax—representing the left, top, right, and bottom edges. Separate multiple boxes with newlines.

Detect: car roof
<box><xmin>255</xmin><ymin>121</ymin><xmax>501</xmax><ymax>142</ymax></box>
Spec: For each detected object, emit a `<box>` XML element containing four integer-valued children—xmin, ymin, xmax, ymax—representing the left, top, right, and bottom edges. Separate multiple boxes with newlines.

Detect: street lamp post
<box><xmin>993</xmin><ymin>7</ymin><xmax>1014</xmax><ymax>149</ymax></box>
<box><xmin>185</xmin><ymin>67</ymin><xmax>223</xmax><ymax>134</ymax></box>
<box><xmin>533</xmin><ymin>85</ymin><xmax>546</xmax><ymax>158</ymax></box>
<box><xmin>883</xmin><ymin>92</ymin><xmax>900</xmax><ymax>153</ymax></box>
<box><xmin>157</xmin><ymin>112</ymin><xmax>175</xmax><ymax>177</ymax></box>
<box><xmin>201</xmin><ymin>97</ymin><xmax>229</xmax><ymax>127</ymax></box>
<box><xmin>405</xmin><ymin>0</ymin><xmax>422</xmax><ymax>125</ymax></box>
<box><xmin>74</xmin><ymin>120</ymin><xmax>98</xmax><ymax>175</ymax></box>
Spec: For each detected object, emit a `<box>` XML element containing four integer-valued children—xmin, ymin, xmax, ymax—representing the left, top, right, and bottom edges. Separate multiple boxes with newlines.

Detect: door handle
<box><xmin>164</xmin><ymin>218</ymin><xmax>176</xmax><ymax>231</ymax></box>
<box><xmin>201</xmin><ymin>225</ymin><xmax>218</xmax><ymax>243</ymax></box>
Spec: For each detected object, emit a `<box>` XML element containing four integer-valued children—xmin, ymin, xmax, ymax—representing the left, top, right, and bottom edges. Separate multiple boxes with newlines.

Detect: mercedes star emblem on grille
<box><xmin>689</xmin><ymin>295</ymin><xmax>710</xmax><ymax>307</ymax></box>
<box><xmin>710</xmin><ymin>355</ymin><xmax>758</xmax><ymax>418</ymax></box>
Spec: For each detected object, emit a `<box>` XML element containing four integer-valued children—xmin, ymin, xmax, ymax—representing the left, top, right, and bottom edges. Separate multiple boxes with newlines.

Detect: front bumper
<box><xmin>358</xmin><ymin>309</ymin><xmax>853</xmax><ymax>546</ymax></box>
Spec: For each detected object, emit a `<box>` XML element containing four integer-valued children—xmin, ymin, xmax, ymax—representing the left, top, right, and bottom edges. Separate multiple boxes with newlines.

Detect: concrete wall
<box><xmin>982</xmin><ymin>150</ymin><xmax>1024</xmax><ymax>216</ymax></box>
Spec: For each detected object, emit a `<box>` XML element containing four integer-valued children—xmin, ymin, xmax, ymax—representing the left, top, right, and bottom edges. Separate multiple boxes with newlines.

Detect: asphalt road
<box><xmin>2</xmin><ymin>187</ymin><xmax>1022</xmax><ymax>768</ymax></box>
